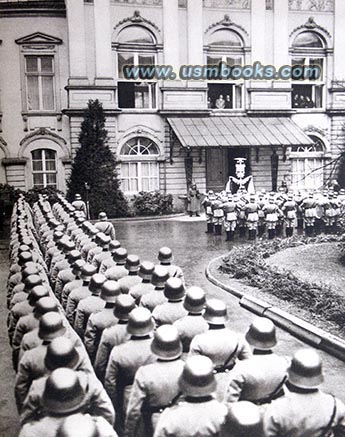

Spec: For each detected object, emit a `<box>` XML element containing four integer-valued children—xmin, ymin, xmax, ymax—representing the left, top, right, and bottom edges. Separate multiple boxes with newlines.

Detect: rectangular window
<box><xmin>25</xmin><ymin>55</ymin><xmax>55</xmax><ymax>111</ymax></box>
<box><xmin>121</xmin><ymin>162</ymin><xmax>159</xmax><ymax>193</ymax></box>
<box><xmin>208</xmin><ymin>83</ymin><xmax>242</xmax><ymax>109</ymax></box>
<box><xmin>32</xmin><ymin>149</ymin><xmax>57</xmax><ymax>188</ymax></box>
<box><xmin>118</xmin><ymin>82</ymin><xmax>156</xmax><ymax>109</ymax></box>
<box><xmin>291</xmin><ymin>56</ymin><xmax>324</xmax><ymax>109</ymax></box>
<box><xmin>291</xmin><ymin>158</ymin><xmax>323</xmax><ymax>190</ymax></box>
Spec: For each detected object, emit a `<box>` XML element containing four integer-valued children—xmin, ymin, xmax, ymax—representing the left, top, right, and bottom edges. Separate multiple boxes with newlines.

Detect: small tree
<box><xmin>67</xmin><ymin>99</ymin><xmax>128</xmax><ymax>218</ymax></box>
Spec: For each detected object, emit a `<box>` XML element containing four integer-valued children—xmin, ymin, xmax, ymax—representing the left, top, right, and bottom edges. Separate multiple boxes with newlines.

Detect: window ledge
<box><xmin>118</xmin><ymin>109</ymin><xmax>158</xmax><ymax>113</ymax></box>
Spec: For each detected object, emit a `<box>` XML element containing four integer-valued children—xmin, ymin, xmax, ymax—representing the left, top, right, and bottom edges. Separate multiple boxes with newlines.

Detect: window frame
<box><xmin>31</xmin><ymin>148</ymin><xmax>58</xmax><ymax>189</ymax></box>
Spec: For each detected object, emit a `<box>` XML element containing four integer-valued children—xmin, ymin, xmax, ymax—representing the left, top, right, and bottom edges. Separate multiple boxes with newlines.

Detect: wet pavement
<box><xmin>1</xmin><ymin>217</ymin><xmax>345</xmax><ymax>436</ymax></box>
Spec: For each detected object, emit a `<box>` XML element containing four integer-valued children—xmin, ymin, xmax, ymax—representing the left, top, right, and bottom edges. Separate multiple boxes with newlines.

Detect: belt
<box><xmin>214</xmin><ymin>362</ymin><xmax>235</xmax><ymax>374</ymax></box>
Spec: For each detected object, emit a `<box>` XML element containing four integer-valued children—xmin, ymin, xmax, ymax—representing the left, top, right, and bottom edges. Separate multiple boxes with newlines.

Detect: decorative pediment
<box><xmin>15</xmin><ymin>32</ymin><xmax>63</xmax><ymax>46</ymax></box>
<box><xmin>114</xmin><ymin>10</ymin><xmax>161</xmax><ymax>35</ymax></box>
<box><xmin>303</xmin><ymin>125</ymin><xmax>327</xmax><ymax>137</ymax></box>
<box><xmin>205</xmin><ymin>14</ymin><xmax>249</xmax><ymax>37</ymax></box>
<box><xmin>289</xmin><ymin>17</ymin><xmax>331</xmax><ymax>39</ymax></box>
<box><xmin>20</xmin><ymin>128</ymin><xmax>66</xmax><ymax>147</ymax></box>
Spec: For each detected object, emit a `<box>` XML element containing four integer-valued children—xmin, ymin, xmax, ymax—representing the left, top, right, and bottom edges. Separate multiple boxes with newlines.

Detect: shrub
<box><xmin>24</xmin><ymin>186</ymin><xmax>63</xmax><ymax>207</ymax></box>
<box><xmin>131</xmin><ymin>191</ymin><xmax>173</xmax><ymax>216</ymax></box>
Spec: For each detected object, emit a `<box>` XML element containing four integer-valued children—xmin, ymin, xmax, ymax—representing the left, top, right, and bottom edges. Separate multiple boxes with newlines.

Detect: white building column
<box><xmin>65</xmin><ymin>0</ymin><xmax>88</xmax><ymax>84</ymax></box>
<box><xmin>334</xmin><ymin>0</ymin><xmax>345</xmax><ymax>81</ymax></box>
<box><xmin>163</xmin><ymin>0</ymin><xmax>179</xmax><ymax>73</ymax></box>
<box><xmin>187</xmin><ymin>0</ymin><xmax>203</xmax><ymax>65</ymax></box>
<box><xmin>250</xmin><ymin>0</ymin><xmax>266</xmax><ymax>65</ymax></box>
<box><xmin>94</xmin><ymin>0</ymin><xmax>114</xmax><ymax>84</ymax></box>
<box><xmin>273</xmin><ymin>0</ymin><xmax>289</xmax><ymax>69</ymax></box>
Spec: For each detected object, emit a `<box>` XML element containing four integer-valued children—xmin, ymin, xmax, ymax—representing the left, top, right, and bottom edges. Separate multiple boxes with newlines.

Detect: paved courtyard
<box><xmin>1</xmin><ymin>217</ymin><xmax>345</xmax><ymax>436</ymax></box>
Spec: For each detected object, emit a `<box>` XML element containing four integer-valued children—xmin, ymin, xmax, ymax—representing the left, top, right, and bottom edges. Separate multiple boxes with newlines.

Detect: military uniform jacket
<box><xmin>74</xmin><ymin>295</ymin><xmax>105</xmax><ymax>338</ymax></box>
<box><xmin>84</xmin><ymin>306</ymin><xmax>119</xmax><ymax>363</ymax></box>
<box><xmin>99</xmin><ymin>257</ymin><xmax>117</xmax><ymax>275</ymax></box>
<box><xmin>153</xmin><ymin>397</ymin><xmax>227</xmax><ymax>437</ymax></box>
<box><xmin>125</xmin><ymin>359</ymin><xmax>185</xmax><ymax>437</ymax></box>
<box><xmin>81</xmin><ymin>240</ymin><xmax>97</xmax><ymax>261</ymax></box>
<box><xmin>61</xmin><ymin>278</ymin><xmax>83</xmax><ymax>310</ymax></box>
<box><xmin>224</xmin><ymin>353</ymin><xmax>290</xmax><ymax>404</ymax></box>
<box><xmin>264</xmin><ymin>389</ymin><xmax>345</xmax><ymax>437</ymax></box>
<box><xmin>12</xmin><ymin>313</ymin><xmax>40</xmax><ymax>353</ymax></box>
<box><xmin>87</xmin><ymin>246</ymin><xmax>102</xmax><ymax>264</ymax></box>
<box><xmin>129</xmin><ymin>281</ymin><xmax>155</xmax><ymax>304</ymax></box>
<box><xmin>54</xmin><ymin>268</ymin><xmax>75</xmax><ymax>300</ymax></box>
<box><xmin>105</xmin><ymin>264</ymin><xmax>129</xmax><ymax>281</ymax></box>
<box><xmin>95</xmin><ymin>221</ymin><xmax>116</xmax><ymax>240</ymax></box>
<box><xmin>21</xmin><ymin>371</ymin><xmax>115</xmax><ymax>426</ymax></box>
<box><xmin>140</xmin><ymin>289</ymin><xmax>167</xmax><ymax>313</ymax></box>
<box><xmin>65</xmin><ymin>285</ymin><xmax>91</xmax><ymax>325</ymax></box>
<box><xmin>189</xmin><ymin>328</ymin><xmax>252</xmax><ymax>371</ymax></box>
<box><xmin>152</xmin><ymin>301</ymin><xmax>188</xmax><ymax>327</ymax></box>
<box><xmin>19</xmin><ymin>414</ymin><xmax>118</xmax><ymax>437</ymax></box>
<box><xmin>93</xmin><ymin>250</ymin><xmax>112</xmax><ymax>271</ymax></box>
<box><xmin>8</xmin><ymin>300</ymin><xmax>33</xmax><ymax>344</ymax></box>
<box><xmin>94</xmin><ymin>322</ymin><xmax>130</xmax><ymax>382</ymax></box>
<box><xmin>173</xmin><ymin>314</ymin><xmax>209</xmax><ymax>353</ymax></box>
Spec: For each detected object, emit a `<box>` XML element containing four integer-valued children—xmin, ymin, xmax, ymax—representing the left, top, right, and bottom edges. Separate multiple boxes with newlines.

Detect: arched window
<box><xmin>119</xmin><ymin>137</ymin><xmax>160</xmax><ymax>193</ymax></box>
<box><xmin>31</xmin><ymin>149</ymin><xmax>57</xmax><ymax>188</ymax></box>
<box><xmin>290</xmin><ymin>135</ymin><xmax>325</xmax><ymax>190</ymax></box>
<box><xmin>291</xmin><ymin>31</ymin><xmax>326</xmax><ymax>109</ymax></box>
<box><xmin>205</xmin><ymin>28</ymin><xmax>244</xmax><ymax>110</ymax></box>
<box><xmin>116</xmin><ymin>25</ymin><xmax>157</xmax><ymax>109</ymax></box>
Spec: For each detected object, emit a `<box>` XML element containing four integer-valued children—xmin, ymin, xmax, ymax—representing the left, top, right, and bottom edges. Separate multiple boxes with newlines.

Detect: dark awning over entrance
<box><xmin>167</xmin><ymin>116</ymin><xmax>314</xmax><ymax>148</ymax></box>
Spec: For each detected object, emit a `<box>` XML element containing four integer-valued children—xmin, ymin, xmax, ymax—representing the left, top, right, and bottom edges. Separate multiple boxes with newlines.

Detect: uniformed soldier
<box><xmin>86</xmin><ymin>231</ymin><xmax>107</xmax><ymax>265</ymax></box>
<box><xmin>152</xmin><ymin>277</ymin><xmax>188</xmax><ymax>327</ymax></box>
<box><xmin>105</xmin><ymin>307</ymin><xmax>156</xmax><ymax>434</ymax></box>
<box><xmin>173</xmin><ymin>286</ymin><xmax>208</xmax><ymax>355</ymax></box>
<box><xmin>80</xmin><ymin>225</ymin><xmax>99</xmax><ymax>261</ymax></box>
<box><xmin>282</xmin><ymin>193</ymin><xmax>297</xmax><ymax>237</ymax></box>
<box><xmin>212</xmin><ymin>198</ymin><xmax>225</xmax><ymax>236</ymax></box>
<box><xmin>263</xmin><ymin>193</ymin><xmax>280</xmax><ymax>239</ymax></box>
<box><xmin>45</xmin><ymin>230</ymin><xmax>65</xmax><ymax>270</ymax></box>
<box><xmin>18</xmin><ymin>369</ymin><xmax>116</xmax><ymax>437</ymax></box>
<box><xmin>60</xmin><ymin>259</ymin><xmax>85</xmax><ymax>310</ymax></box>
<box><xmin>221</xmin><ymin>401</ymin><xmax>264</xmax><ymax>437</ymax></box>
<box><xmin>301</xmin><ymin>192</ymin><xmax>317</xmax><ymax>237</ymax></box>
<box><xmin>92</xmin><ymin>233</ymin><xmax>112</xmax><ymax>272</ymax></box>
<box><xmin>74</xmin><ymin>273</ymin><xmax>107</xmax><ymax>339</ymax></box>
<box><xmin>95</xmin><ymin>212</ymin><xmax>116</xmax><ymax>240</ymax></box>
<box><xmin>154</xmin><ymin>356</ymin><xmax>227</xmax><ymax>437</ymax></box>
<box><xmin>222</xmin><ymin>194</ymin><xmax>237</xmax><ymax>241</ymax></box>
<box><xmin>157</xmin><ymin>247</ymin><xmax>184</xmax><ymax>284</ymax></box>
<box><xmin>84</xmin><ymin>280</ymin><xmax>122</xmax><ymax>363</ymax></box>
<box><xmin>140</xmin><ymin>265</ymin><xmax>169</xmax><ymax>312</ymax></box>
<box><xmin>224</xmin><ymin>317</ymin><xmax>289</xmax><ymax>405</ymax></box>
<box><xmin>15</xmin><ymin>312</ymin><xmax>67</xmax><ymax>411</ymax></box>
<box><xmin>12</xmin><ymin>296</ymin><xmax>60</xmax><ymax>371</ymax></box>
<box><xmin>94</xmin><ymin>294</ymin><xmax>135</xmax><ymax>382</ymax></box>
<box><xmin>65</xmin><ymin>264</ymin><xmax>98</xmax><ymax>326</ymax></box>
<box><xmin>129</xmin><ymin>261</ymin><xmax>155</xmax><ymax>304</ymax></box>
<box><xmin>245</xmin><ymin>194</ymin><xmax>259</xmax><ymax>240</ymax></box>
<box><xmin>54</xmin><ymin>250</ymin><xmax>82</xmax><ymax>301</ymax></box>
<box><xmin>235</xmin><ymin>193</ymin><xmax>248</xmax><ymax>239</ymax></box>
<box><xmin>257</xmin><ymin>191</ymin><xmax>267</xmax><ymax>238</ymax></box>
<box><xmin>125</xmin><ymin>325</ymin><xmax>185</xmax><ymax>437</ymax></box>
<box><xmin>117</xmin><ymin>255</ymin><xmax>142</xmax><ymax>293</ymax></box>
<box><xmin>202</xmin><ymin>190</ymin><xmax>215</xmax><ymax>234</ymax></box>
<box><xmin>264</xmin><ymin>349</ymin><xmax>345</xmax><ymax>437</ymax></box>
<box><xmin>104</xmin><ymin>247</ymin><xmax>129</xmax><ymax>281</ymax></box>
<box><xmin>99</xmin><ymin>240</ymin><xmax>121</xmax><ymax>275</ymax></box>
<box><xmin>71</xmin><ymin>193</ymin><xmax>87</xmax><ymax>218</ymax></box>
<box><xmin>56</xmin><ymin>413</ymin><xmax>118</xmax><ymax>437</ymax></box>
<box><xmin>189</xmin><ymin>299</ymin><xmax>252</xmax><ymax>401</ymax></box>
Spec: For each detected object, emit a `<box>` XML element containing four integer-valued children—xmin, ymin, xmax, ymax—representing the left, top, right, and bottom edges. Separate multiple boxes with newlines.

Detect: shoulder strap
<box><xmin>253</xmin><ymin>375</ymin><xmax>288</xmax><ymax>405</ymax></box>
<box><xmin>216</xmin><ymin>340</ymin><xmax>239</xmax><ymax>373</ymax></box>
<box><xmin>319</xmin><ymin>395</ymin><xmax>337</xmax><ymax>437</ymax></box>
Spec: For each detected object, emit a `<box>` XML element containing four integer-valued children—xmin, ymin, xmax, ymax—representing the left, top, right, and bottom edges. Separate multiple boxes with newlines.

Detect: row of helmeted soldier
<box><xmin>7</xmin><ymin>192</ymin><xmax>345</xmax><ymax>437</ymax></box>
<box><xmin>202</xmin><ymin>188</ymin><xmax>345</xmax><ymax>241</ymax></box>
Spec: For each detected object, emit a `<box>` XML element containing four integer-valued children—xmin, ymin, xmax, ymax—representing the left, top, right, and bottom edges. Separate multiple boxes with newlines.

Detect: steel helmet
<box><xmin>74</xmin><ymin>194</ymin><xmax>82</xmax><ymax>200</ymax></box>
<box><xmin>164</xmin><ymin>277</ymin><xmax>185</xmax><ymax>302</ymax></box>
<box><xmin>245</xmin><ymin>317</ymin><xmax>277</xmax><ymax>350</ymax></box>
<box><xmin>95</xmin><ymin>233</ymin><xmax>111</xmax><ymax>247</ymax></box>
<box><xmin>72</xmin><ymin>259</ymin><xmax>86</xmax><ymax>275</ymax></box>
<box><xmin>68</xmin><ymin>250</ymin><xmax>82</xmax><ymax>265</ymax></box>
<box><xmin>158</xmin><ymin>247</ymin><xmax>173</xmax><ymax>264</ymax></box>
<box><xmin>113</xmin><ymin>247</ymin><xmax>128</xmax><ymax>264</ymax></box>
<box><xmin>179</xmin><ymin>356</ymin><xmax>217</xmax><ymax>397</ymax></box>
<box><xmin>57</xmin><ymin>414</ymin><xmax>99</xmax><ymax>437</ymax></box>
<box><xmin>28</xmin><ymin>285</ymin><xmax>50</xmax><ymax>306</ymax></box>
<box><xmin>288</xmin><ymin>349</ymin><xmax>323</xmax><ymax>389</ymax></box>
<box><xmin>98</xmin><ymin>212</ymin><xmax>107</xmax><ymax>221</ymax></box>
<box><xmin>114</xmin><ymin>294</ymin><xmax>136</xmax><ymax>320</ymax></box>
<box><xmin>24</xmin><ymin>275</ymin><xmax>43</xmax><ymax>293</ymax></box>
<box><xmin>33</xmin><ymin>297</ymin><xmax>59</xmax><ymax>318</ymax></box>
<box><xmin>100</xmin><ymin>280</ymin><xmax>121</xmax><ymax>303</ymax></box>
<box><xmin>45</xmin><ymin>337</ymin><xmax>80</xmax><ymax>371</ymax></box>
<box><xmin>183</xmin><ymin>287</ymin><xmax>206</xmax><ymax>314</ymax></box>
<box><xmin>22</xmin><ymin>264</ymin><xmax>40</xmax><ymax>279</ymax></box>
<box><xmin>80</xmin><ymin>264</ymin><xmax>98</xmax><ymax>281</ymax></box>
<box><xmin>151</xmin><ymin>325</ymin><xmax>182</xmax><ymax>360</ymax></box>
<box><xmin>226</xmin><ymin>401</ymin><xmax>263</xmax><ymax>436</ymax></box>
<box><xmin>89</xmin><ymin>273</ymin><xmax>107</xmax><ymax>294</ymax></box>
<box><xmin>151</xmin><ymin>265</ymin><xmax>169</xmax><ymax>288</ymax></box>
<box><xmin>109</xmin><ymin>240</ymin><xmax>121</xmax><ymax>253</ymax></box>
<box><xmin>18</xmin><ymin>251</ymin><xmax>33</xmax><ymax>266</ymax></box>
<box><xmin>38</xmin><ymin>312</ymin><xmax>66</xmax><ymax>341</ymax></box>
<box><xmin>127</xmin><ymin>307</ymin><xmax>154</xmax><ymax>337</ymax></box>
<box><xmin>203</xmin><ymin>299</ymin><xmax>228</xmax><ymax>325</ymax></box>
<box><xmin>138</xmin><ymin>261</ymin><xmax>155</xmax><ymax>280</ymax></box>
<box><xmin>125</xmin><ymin>254</ymin><xmax>140</xmax><ymax>272</ymax></box>
<box><xmin>42</xmin><ymin>368</ymin><xmax>85</xmax><ymax>414</ymax></box>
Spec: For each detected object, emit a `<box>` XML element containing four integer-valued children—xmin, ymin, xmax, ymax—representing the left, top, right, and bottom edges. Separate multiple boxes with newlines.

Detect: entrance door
<box><xmin>206</xmin><ymin>148</ymin><xmax>228</xmax><ymax>192</ymax></box>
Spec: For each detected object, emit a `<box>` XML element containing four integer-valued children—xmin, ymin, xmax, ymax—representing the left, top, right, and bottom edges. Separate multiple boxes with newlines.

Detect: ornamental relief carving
<box><xmin>288</xmin><ymin>0</ymin><xmax>334</xmax><ymax>12</ymax></box>
<box><xmin>112</xmin><ymin>0</ymin><xmax>162</xmax><ymax>6</ymax></box>
<box><xmin>203</xmin><ymin>0</ymin><xmax>250</xmax><ymax>9</ymax></box>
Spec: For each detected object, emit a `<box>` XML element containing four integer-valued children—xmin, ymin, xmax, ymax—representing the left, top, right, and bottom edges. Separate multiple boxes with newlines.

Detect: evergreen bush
<box><xmin>131</xmin><ymin>191</ymin><xmax>173</xmax><ymax>216</ymax></box>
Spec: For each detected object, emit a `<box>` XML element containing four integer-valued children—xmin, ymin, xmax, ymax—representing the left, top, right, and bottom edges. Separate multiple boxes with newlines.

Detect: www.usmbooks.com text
<box><xmin>123</xmin><ymin>61</ymin><xmax>322</xmax><ymax>81</ymax></box>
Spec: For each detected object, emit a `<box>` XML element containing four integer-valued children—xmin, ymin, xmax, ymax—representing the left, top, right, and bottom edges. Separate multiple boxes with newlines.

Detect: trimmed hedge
<box><xmin>131</xmin><ymin>191</ymin><xmax>173</xmax><ymax>216</ymax></box>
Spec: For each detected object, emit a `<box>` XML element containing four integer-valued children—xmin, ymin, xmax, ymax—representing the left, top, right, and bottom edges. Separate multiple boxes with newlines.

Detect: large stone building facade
<box><xmin>0</xmin><ymin>0</ymin><xmax>344</xmax><ymax>210</ymax></box>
